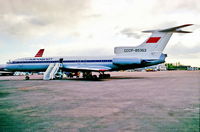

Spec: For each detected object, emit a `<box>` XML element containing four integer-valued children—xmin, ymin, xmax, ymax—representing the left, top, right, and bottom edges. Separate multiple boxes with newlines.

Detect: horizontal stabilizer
<box><xmin>143</xmin><ymin>24</ymin><xmax>193</xmax><ymax>33</ymax></box>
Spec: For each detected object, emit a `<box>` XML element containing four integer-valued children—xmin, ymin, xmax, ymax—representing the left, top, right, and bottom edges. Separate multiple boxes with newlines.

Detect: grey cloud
<box><xmin>86</xmin><ymin>14</ymin><xmax>102</xmax><ymax>18</ymax></box>
<box><xmin>29</xmin><ymin>17</ymin><xmax>49</xmax><ymax>26</ymax></box>
<box><xmin>52</xmin><ymin>47</ymin><xmax>112</xmax><ymax>56</ymax></box>
<box><xmin>0</xmin><ymin>0</ymin><xmax>91</xmax><ymax>39</ymax></box>
<box><xmin>165</xmin><ymin>42</ymin><xmax>200</xmax><ymax>58</ymax></box>
<box><xmin>154</xmin><ymin>0</ymin><xmax>200</xmax><ymax>13</ymax></box>
<box><xmin>120</xmin><ymin>28</ymin><xmax>142</xmax><ymax>39</ymax></box>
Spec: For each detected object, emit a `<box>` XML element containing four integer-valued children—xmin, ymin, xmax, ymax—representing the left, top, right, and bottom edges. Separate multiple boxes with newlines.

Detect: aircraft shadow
<box><xmin>62</xmin><ymin>76</ymin><xmax>147</xmax><ymax>81</ymax></box>
<box><xmin>110</xmin><ymin>76</ymin><xmax>147</xmax><ymax>80</ymax></box>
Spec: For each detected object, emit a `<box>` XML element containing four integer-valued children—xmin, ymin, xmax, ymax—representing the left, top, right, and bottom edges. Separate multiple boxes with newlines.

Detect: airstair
<box><xmin>43</xmin><ymin>63</ymin><xmax>61</xmax><ymax>80</ymax></box>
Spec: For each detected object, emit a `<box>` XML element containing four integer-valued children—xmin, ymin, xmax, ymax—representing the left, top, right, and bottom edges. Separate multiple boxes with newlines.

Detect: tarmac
<box><xmin>0</xmin><ymin>71</ymin><xmax>199</xmax><ymax>132</ymax></box>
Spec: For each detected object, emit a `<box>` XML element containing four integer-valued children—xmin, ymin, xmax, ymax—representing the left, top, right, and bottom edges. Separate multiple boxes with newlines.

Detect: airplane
<box><xmin>0</xmin><ymin>24</ymin><xmax>192</xmax><ymax>80</ymax></box>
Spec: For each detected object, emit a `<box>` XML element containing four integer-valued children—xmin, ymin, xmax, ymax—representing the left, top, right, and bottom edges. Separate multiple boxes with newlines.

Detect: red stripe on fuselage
<box><xmin>146</xmin><ymin>37</ymin><xmax>161</xmax><ymax>43</ymax></box>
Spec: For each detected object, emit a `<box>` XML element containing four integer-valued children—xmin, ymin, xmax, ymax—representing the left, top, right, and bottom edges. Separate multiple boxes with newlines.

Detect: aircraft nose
<box><xmin>0</xmin><ymin>64</ymin><xmax>6</xmax><ymax>71</ymax></box>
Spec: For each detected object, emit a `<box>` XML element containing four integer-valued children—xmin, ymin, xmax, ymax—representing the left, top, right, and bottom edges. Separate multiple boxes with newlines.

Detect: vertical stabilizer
<box><xmin>114</xmin><ymin>24</ymin><xmax>193</xmax><ymax>59</ymax></box>
<box><xmin>35</xmin><ymin>49</ymin><xmax>45</xmax><ymax>57</ymax></box>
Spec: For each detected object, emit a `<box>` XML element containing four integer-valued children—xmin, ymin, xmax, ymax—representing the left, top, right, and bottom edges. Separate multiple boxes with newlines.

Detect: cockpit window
<box><xmin>6</xmin><ymin>60</ymin><xmax>12</xmax><ymax>64</ymax></box>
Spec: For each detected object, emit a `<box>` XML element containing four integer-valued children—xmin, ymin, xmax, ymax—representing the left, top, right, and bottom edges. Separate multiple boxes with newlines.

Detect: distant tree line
<box><xmin>165</xmin><ymin>63</ymin><xmax>199</xmax><ymax>70</ymax></box>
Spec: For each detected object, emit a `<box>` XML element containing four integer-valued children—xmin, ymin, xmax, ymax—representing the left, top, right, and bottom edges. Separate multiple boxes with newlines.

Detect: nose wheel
<box><xmin>25</xmin><ymin>75</ymin><xmax>30</xmax><ymax>80</ymax></box>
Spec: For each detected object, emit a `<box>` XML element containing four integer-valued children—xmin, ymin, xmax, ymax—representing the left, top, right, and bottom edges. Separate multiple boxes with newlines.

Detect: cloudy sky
<box><xmin>0</xmin><ymin>0</ymin><xmax>199</xmax><ymax>66</ymax></box>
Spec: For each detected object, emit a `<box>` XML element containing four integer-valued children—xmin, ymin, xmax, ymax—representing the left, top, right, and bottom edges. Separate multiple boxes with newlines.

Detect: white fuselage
<box><xmin>5</xmin><ymin>56</ymin><xmax>115</xmax><ymax>71</ymax></box>
<box><xmin>3</xmin><ymin>54</ymin><xmax>165</xmax><ymax>72</ymax></box>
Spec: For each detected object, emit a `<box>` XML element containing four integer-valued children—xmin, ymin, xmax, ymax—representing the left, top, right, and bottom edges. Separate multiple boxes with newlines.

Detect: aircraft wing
<box><xmin>63</xmin><ymin>65</ymin><xmax>111</xmax><ymax>72</ymax></box>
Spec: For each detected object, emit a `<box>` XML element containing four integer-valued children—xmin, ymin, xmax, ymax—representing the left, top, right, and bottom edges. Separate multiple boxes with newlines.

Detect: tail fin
<box><xmin>35</xmin><ymin>49</ymin><xmax>45</xmax><ymax>57</ymax></box>
<box><xmin>114</xmin><ymin>24</ymin><xmax>193</xmax><ymax>59</ymax></box>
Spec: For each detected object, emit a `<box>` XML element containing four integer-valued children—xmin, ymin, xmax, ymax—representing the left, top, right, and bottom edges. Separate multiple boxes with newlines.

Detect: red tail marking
<box><xmin>35</xmin><ymin>49</ymin><xmax>44</xmax><ymax>57</ymax></box>
<box><xmin>146</xmin><ymin>37</ymin><xmax>161</xmax><ymax>43</ymax></box>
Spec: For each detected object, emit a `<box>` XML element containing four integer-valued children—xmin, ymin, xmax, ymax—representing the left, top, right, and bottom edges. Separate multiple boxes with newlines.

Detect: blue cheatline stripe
<box><xmin>10</xmin><ymin>60</ymin><xmax>113</xmax><ymax>64</ymax></box>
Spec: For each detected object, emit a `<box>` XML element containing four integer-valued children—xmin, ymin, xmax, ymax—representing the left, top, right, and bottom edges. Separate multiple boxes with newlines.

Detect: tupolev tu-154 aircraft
<box><xmin>0</xmin><ymin>24</ymin><xmax>192</xmax><ymax>80</ymax></box>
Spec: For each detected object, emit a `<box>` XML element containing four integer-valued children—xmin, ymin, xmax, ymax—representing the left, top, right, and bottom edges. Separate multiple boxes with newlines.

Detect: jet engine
<box><xmin>112</xmin><ymin>57</ymin><xmax>141</xmax><ymax>65</ymax></box>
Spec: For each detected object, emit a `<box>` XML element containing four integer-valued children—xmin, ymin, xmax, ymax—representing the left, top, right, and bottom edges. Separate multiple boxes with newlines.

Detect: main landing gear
<box><xmin>82</xmin><ymin>72</ymin><xmax>111</xmax><ymax>80</ymax></box>
<box><xmin>83</xmin><ymin>72</ymin><xmax>98</xmax><ymax>80</ymax></box>
<box><xmin>99</xmin><ymin>73</ymin><xmax>110</xmax><ymax>79</ymax></box>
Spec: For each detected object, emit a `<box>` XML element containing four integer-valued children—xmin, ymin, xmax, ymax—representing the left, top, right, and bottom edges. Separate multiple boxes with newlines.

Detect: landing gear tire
<box><xmin>99</xmin><ymin>74</ymin><xmax>111</xmax><ymax>79</ymax></box>
<box><xmin>105</xmin><ymin>74</ymin><xmax>111</xmax><ymax>78</ymax></box>
<box><xmin>99</xmin><ymin>74</ymin><xmax>103</xmax><ymax>79</ymax></box>
<box><xmin>92</xmin><ymin>75</ymin><xmax>98</xmax><ymax>80</ymax></box>
<box><xmin>25</xmin><ymin>76</ymin><xmax>30</xmax><ymax>80</ymax></box>
<box><xmin>83</xmin><ymin>74</ymin><xmax>91</xmax><ymax>79</ymax></box>
<box><xmin>82</xmin><ymin>72</ymin><xmax>98</xmax><ymax>80</ymax></box>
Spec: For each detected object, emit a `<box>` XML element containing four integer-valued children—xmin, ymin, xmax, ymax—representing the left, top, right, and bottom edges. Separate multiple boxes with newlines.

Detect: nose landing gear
<box><xmin>25</xmin><ymin>75</ymin><xmax>30</xmax><ymax>80</ymax></box>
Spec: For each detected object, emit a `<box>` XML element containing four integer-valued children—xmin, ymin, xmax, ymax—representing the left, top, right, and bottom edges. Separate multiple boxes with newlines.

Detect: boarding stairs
<box><xmin>43</xmin><ymin>63</ymin><xmax>61</xmax><ymax>80</ymax></box>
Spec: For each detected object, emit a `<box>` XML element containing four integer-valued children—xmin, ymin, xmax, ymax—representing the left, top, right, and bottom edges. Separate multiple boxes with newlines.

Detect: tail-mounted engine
<box><xmin>112</xmin><ymin>57</ymin><xmax>141</xmax><ymax>65</ymax></box>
